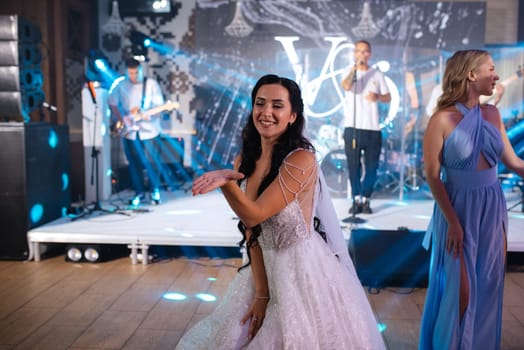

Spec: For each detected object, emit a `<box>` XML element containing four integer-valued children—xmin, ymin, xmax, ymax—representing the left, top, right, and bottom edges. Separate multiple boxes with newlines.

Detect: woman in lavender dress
<box><xmin>420</xmin><ymin>50</ymin><xmax>524</xmax><ymax>349</ymax></box>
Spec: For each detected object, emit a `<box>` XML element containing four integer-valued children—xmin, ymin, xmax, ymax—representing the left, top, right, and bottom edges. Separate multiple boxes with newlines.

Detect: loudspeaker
<box><xmin>0</xmin><ymin>15</ymin><xmax>44</xmax><ymax>120</ymax></box>
<box><xmin>349</xmin><ymin>228</ymin><xmax>430</xmax><ymax>288</ymax></box>
<box><xmin>0</xmin><ymin>122</ymin><xmax>71</xmax><ymax>259</ymax></box>
<box><xmin>0</xmin><ymin>15</ymin><xmax>42</xmax><ymax>42</ymax></box>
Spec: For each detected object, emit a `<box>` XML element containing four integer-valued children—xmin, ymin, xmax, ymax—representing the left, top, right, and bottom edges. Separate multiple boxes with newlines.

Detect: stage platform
<box><xmin>27</xmin><ymin>187</ymin><xmax>524</xmax><ymax>264</ymax></box>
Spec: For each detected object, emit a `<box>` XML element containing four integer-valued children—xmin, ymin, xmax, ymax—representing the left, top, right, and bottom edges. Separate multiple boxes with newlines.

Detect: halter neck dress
<box><xmin>419</xmin><ymin>103</ymin><xmax>507</xmax><ymax>350</ymax></box>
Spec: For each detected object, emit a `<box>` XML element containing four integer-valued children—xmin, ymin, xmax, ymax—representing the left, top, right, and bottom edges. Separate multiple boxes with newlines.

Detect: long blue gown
<box><xmin>419</xmin><ymin>103</ymin><xmax>507</xmax><ymax>350</ymax></box>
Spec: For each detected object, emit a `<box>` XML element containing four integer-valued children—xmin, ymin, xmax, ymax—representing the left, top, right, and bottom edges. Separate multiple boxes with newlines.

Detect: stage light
<box><xmin>130</xmin><ymin>30</ymin><xmax>151</xmax><ymax>60</ymax></box>
<box><xmin>152</xmin><ymin>0</ymin><xmax>170</xmax><ymax>12</ymax></box>
<box><xmin>94</xmin><ymin>58</ymin><xmax>106</xmax><ymax>70</ymax></box>
<box><xmin>84</xmin><ymin>49</ymin><xmax>118</xmax><ymax>88</ymax></box>
<box><xmin>66</xmin><ymin>246</ymin><xmax>82</xmax><ymax>262</ymax></box>
<box><xmin>64</xmin><ymin>244</ymin><xmax>127</xmax><ymax>263</ymax></box>
<box><xmin>84</xmin><ymin>247</ymin><xmax>100</xmax><ymax>262</ymax></box>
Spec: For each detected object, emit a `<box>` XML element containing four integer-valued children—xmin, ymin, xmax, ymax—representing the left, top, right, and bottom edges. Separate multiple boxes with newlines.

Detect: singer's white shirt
<box><xmin>341</xmin><ymin>68</ymin><xmax>389</xmax><ymax>131</ymax></box>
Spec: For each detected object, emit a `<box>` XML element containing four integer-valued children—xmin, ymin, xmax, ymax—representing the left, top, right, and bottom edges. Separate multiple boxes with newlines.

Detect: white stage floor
<box><xmin>28</xmin><ymin>187</ymin><xmax>524</xmax><ymax>263</ymax></box>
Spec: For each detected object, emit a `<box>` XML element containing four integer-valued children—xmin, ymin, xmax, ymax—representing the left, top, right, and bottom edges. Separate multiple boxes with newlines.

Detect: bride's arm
<box><xmin>214</xmin><ymin>150</ymin><xmax>316</xmax><ymax>227</ymax></box>
<box><xmin>192</xmin><ymin>150</ymin><xmax>316</xmax><ymax>227</ymax></box>
<box><xmin>240</xmin><ymin>227</ymin><xmax>269</xmax><ymax>340</ymax></box>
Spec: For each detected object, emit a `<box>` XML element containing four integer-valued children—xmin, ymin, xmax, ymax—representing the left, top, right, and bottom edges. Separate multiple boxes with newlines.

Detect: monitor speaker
<box><xmin>0</xmin><ymin>122</ymin><xmax>71</xmax><ymax>259</ymax></box>
<box><xmin>349</xmin><ymin>228</ymin><xmax>430</xmax><ymax>288</ymax></box>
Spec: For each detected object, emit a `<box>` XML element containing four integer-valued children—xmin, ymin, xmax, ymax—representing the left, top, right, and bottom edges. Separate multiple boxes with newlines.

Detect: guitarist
<box><xmin>108</xmin><ymin>58</ymin><xmax>165</xmax><ymax>206</ymax></box>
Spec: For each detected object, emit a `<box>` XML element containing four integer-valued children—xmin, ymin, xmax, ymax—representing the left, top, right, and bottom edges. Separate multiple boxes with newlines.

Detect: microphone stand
<box><xmin>72</xmin><ymin>83</ymin><xmax>129</xmax><ymax>221</ymax></box>
<box><xmin>343</xmin><ymin>63</ymin><xmax>366</xmax><ymax>225</ymax></box>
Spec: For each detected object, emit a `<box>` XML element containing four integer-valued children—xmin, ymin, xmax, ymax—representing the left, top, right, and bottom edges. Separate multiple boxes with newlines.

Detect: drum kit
<box><xmin>315</xmin><ymin>124</ymin><xmax>425</xmax><ymax>197</ymax></box>
<box><xmin>313</xmin><ymin>125</ymin><xmax>347</xmax><ymax>197</ymax></box>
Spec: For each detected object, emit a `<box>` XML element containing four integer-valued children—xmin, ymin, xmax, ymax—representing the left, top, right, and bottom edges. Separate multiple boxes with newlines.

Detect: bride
<box><xmin>176</xmin><ymin>74</ymin><xmax>386</xmax><ymax>349</ymax></box>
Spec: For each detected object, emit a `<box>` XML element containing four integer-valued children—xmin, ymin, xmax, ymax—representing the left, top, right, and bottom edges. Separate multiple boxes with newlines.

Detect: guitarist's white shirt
<box><xmin>108</xmin><ymin>77</ymin><xmax>165</xmax><ymax>140</ymax></box>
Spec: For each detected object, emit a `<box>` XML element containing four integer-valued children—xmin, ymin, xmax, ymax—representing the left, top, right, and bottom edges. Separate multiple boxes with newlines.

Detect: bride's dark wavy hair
<box><xmin>237</xmin><ymin>74</ymin><xmax>314</xmax><ymax>270</ymax></box>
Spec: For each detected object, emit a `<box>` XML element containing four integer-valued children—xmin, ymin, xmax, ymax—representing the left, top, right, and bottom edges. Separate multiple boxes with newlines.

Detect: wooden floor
<box><xmin>0</xmin><ymin>254</ymin><xmax>523</xmax><ymax>350</ymax></box>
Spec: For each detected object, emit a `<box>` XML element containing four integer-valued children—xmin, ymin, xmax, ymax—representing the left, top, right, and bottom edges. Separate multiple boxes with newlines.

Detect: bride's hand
<box><xmin>192</xmin><ymin>169</ymin><xmax>245</xmax><ymax>195</ymax></box>
<box><xmin>240</xmin><ymin>297</ymin><xmax>269</xmax><ymax>341</ymax></box>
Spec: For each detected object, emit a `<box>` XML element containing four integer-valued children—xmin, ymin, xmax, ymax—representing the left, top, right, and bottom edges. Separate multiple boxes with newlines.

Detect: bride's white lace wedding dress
<box><xmin>176</xmin><ymin>151</ymin><xmax>386</xmax><ymax>349</ymax></box>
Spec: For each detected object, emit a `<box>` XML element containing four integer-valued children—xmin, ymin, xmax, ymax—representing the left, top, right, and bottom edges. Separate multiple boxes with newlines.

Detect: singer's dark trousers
<box><xmin>343</xmin><ymin>127</ymin><xmax>382</xmax><ymax>199</ymax></box>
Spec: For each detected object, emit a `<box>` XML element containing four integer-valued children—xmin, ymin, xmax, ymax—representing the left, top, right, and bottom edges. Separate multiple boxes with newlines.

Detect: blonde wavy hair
<box><xmin>437</xmin><ymin>49</ymin><xmax>490</xmax><ymax>111</ymax></box>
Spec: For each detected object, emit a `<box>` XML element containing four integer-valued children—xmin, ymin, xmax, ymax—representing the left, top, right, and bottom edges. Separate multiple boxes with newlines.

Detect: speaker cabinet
<box><xmin>349</xmin><ymin>228</ymin><xmax>430</xmax><ymax>288</ymax></box>
<box><xmin>0</xmin><ymin>15</ymin><xmax>43</xmax><ymax>119</ymax></box>
<box><xmin>0</xmin><ymin>122</ymin><xmax>71</xmax><ymax>259</ymax></box>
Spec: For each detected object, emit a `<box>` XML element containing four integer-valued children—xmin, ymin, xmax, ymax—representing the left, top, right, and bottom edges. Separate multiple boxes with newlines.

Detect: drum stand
<box><xmin>375</xmin><ymin>137</ymin><xmax>401</xmax><ymax>193</ymax></box>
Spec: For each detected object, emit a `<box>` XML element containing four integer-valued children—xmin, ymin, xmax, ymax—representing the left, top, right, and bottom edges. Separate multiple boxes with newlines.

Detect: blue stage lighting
<box><xmin>84</xmin><ymin>49</ymin><xmax>119</xmax><ymax>88</ymax></box>
<box><xmin>195</xmin><ymin>293</ymin><xmax>217</xmax><ymax>302</ymax></box>
<box><xmin>94</xmin><ymin>58</ymin><xmax>106</xmax><ymax>70</ymax></box>
<box><xmin>61</xmin><ymin>173</ymin><xmax>69</xmax><ymax>191</ymax></box>
<box><xmin>163</xmin><ymin>292</ymin><xmax>187</xmax><ymax>301</ymax></box>
<box><xmin>48</xmin><ymin>129</ymin><xmax>58</xmax><ymax>148</ymax></box>
<box><xmin>30</xmin><ymin>204</ymin><xmax>44</xmax><ymax>224</ymax></box>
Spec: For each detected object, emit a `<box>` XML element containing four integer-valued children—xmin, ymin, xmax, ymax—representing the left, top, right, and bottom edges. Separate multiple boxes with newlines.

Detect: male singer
<box><xmin>341</xmin><ymin>40</ymin><xmax>391</xmax><ymax>214</ymax></box>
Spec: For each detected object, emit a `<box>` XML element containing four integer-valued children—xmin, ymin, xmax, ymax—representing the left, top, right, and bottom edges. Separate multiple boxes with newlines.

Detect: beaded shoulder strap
<box><xmin>277</xmin><ymin>149</ymin><xmax>317</xmax><ymax>205</ymax></box>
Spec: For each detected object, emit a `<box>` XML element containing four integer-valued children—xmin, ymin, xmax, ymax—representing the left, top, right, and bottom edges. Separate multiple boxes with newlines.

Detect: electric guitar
<box><xmin>112</xmin><ymin>101</ymin><xmax>180</xmax><ymax>137</ymax></box>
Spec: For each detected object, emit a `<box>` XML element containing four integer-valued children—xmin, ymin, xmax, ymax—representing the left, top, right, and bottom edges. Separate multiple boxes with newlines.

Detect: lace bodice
<box><xmin>259</xmin><ymin>200</ymin><xmax>310</xmax><ymax>250</ymax></box>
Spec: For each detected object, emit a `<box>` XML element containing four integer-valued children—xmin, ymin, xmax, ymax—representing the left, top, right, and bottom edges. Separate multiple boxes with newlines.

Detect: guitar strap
<box><xmin>140</xmin><ymin>77</ymin><xmax>148</xmax><ymax>110</ymax></box>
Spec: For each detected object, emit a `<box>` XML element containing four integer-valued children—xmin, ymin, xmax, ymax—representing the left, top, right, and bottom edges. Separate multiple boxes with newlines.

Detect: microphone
<box><xmin>87</xmin><ymin>81</ymin><xmax>97</xmax><ymax>104</ymax></box>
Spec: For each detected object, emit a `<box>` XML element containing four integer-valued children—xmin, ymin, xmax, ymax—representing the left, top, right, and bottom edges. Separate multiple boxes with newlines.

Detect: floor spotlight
<box><xmin>64</xmin><ymin>244</ymin><xmax>127</xmax><ymax>263</ymax></box>
<box><xmin>66</xmin><ymin>245</ymin><xmax>83</xmax><ymax>262</ymax></box>
<box><xmin>84</xmin><ymin>246</ymin><xmax>100</xmax><ymax>262</ymax></box>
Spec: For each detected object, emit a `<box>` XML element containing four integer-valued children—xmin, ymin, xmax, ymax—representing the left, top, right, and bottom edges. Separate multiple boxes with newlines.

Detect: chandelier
<box><xmin>352</xmin><ymin>2</ymin><xmax>380</xmax><ymax>39</ymax></box>
<box><xmin>102</xmin><ymin>1</ymin><xmax>127</xmax><ymax>36</ymax></box>
<box><xmin>101</xmin><ymin>1</ymin><xmax>128</xmax><ymax>51</ymax></box>
<box><xmin>225</xmin><ymin>1</ymin><xmax>253</xmax><ymax>38</ymax></box>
